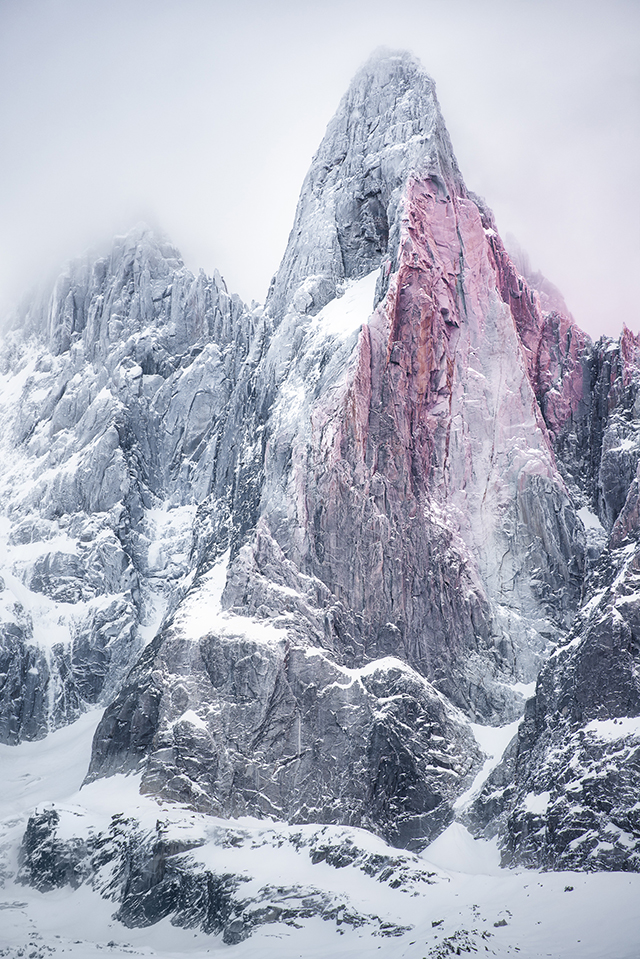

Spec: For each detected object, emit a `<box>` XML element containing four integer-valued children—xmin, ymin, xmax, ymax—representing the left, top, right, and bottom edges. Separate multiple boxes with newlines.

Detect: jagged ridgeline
<box><xmin>1</xmin><ymin>49</ymin><xmax>639</xmax><ymax>878</ymax></box>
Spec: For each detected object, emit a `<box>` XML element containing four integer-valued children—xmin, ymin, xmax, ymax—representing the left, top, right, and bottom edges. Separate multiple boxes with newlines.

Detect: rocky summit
<box><xmin>1</xmin><ymin>48</ymin><xmax>640</xmax><ymax>952</ymax></box>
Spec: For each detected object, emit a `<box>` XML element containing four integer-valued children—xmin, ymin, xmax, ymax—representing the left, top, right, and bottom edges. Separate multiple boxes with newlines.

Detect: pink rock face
<box><xmin>483</xmin><ymin>225</ymin><xmax>590</xmax><ymax>441</ymax></box>
<box><xmin>261</xmin><ymin>172</ymin><xmax>585</xmax><ymax>718</ymax></box>
<box><xmin>619</xmin><ymin>325</ymin><xmax>640</xmax><ymax>388</ymax></box>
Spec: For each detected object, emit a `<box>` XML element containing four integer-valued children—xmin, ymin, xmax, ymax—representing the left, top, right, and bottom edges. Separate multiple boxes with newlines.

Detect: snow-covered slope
<box><xmin>2</xmin><ymin>714</ymin><xmax>640</xmax><ymax>958</ymax></box>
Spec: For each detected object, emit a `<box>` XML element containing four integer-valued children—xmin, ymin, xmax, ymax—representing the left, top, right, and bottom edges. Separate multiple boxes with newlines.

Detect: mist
<box><xmin>0</xmin><ymin>0</ymin><xmax>638</xmax><ymax>338</ymax></box>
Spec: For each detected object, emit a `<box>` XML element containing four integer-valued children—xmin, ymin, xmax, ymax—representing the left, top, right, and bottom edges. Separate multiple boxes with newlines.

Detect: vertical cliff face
<box><xmin>468</xmin><ymin>331</ymin><xmax>640</xmax><ymax>871</ymax></box>
<box><xmin>249</xmin><ymin>52</ymin><xmax>586</xmax><ymax>721</ymax></box>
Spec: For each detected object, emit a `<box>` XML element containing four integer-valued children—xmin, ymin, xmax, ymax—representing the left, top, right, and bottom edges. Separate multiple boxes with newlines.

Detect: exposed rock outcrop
<box><xmin>16</xmin><ymin>804</ymin><xmax>429</xmax><ymax>943</ymax></box>
<box><xmin>86</xmin><ymin>591</ymin><xmax>481</xmax><ymax>849</ymax></box>
<box><xmin>468</xmin><ymin>336</ymin><xmax>640</xmax><ymax>870</ymax></box>
<box><xmin>0</xmin><ymin>226</ymin><xmax>259</xmax><ymax>742</ymax></box>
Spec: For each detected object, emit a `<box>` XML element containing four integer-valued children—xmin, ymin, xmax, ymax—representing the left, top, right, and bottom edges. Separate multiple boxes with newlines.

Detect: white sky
<box><xmin>0</xmin><ymin>0</ymin><xmax>638</xmax><ymax>338</ymax></box>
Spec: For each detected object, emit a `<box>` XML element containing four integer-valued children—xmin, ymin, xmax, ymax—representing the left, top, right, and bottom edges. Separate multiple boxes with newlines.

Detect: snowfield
<box><xmin>1</xmin><ymin>711</ymin><xmax>639</xmax><ymax>959</ymax></box>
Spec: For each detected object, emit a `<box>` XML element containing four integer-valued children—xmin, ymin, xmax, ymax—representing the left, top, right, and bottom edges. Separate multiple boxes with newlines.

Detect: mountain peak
<box><xmin>350</xmin><ymin>45</ymin><xmax>429</xmax><ymax>80</ymax></box>
<box><xmin>266</xmin><ymin>50</ymin><xmax>464</xmax><ymax>321</ymax></box>
<box><xmin>109</xmin><ymin>221</ymin><xmax>183</xmax><ymax>266</ymax></box>
<box><xmin>348</xmin><ymin>46</ymin><xmax>433</xmax><ymax>95</ymax></box>
<box><xmin>7</xmin><ymin>222</ymin><xmax>246</xmax><ymax>360</ymax></box>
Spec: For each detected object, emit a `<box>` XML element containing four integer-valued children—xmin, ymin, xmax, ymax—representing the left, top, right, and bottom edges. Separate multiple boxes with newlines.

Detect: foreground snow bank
<box><xmin>1</xmin><ymin>713</ymin><xmax>640</xmax><ymax>959</ymax></box>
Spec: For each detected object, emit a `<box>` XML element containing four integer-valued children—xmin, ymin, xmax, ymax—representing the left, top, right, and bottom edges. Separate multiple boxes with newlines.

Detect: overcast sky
<box><xmin>0</xmin><ymin>0</ymin><xmax>638</xmax><ymax>338</ymax></box>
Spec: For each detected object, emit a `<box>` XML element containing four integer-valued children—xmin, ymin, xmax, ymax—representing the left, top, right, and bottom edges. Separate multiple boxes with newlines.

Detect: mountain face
<box><xmin>467</xmin><ymin>331</ymin><xmax>640</xmax><ymax>871</ymax></box>
<box><xmin>0</xmin><ymin>226</ymin><xmax>261</xmax><ymax>745</ymax></box>
<box><xmin>1</xmin><ymin>47</ymin><xmax>640</xmax><ymax>949</ymax></box>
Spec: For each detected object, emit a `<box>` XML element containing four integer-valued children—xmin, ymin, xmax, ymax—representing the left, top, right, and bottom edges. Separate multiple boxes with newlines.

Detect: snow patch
<box><xmin>584</xmin><ymin>716</ymin><xmax>640</xmax><ymax>741</ymax></box>
<box><xmin>509</xmin><ymin>680</ymin><xmax>537</xmax><ymax>698</ymax></box>
<box><xmin>523</xmin><ymin>790</ymin><xmax>551</xmax><ymax>815</ymax></box>
<box><xmin>174</xmin><ymin>709</ymin><xmax>208</xmax><ymax>731</ymax></box>
<box><xmin>143</xmin><ymin>502</ymin><xmax>197</xmax><ymax>573</ymax></box>
<box><xmin>577</xmin><ymin>505</ymin><xmax>604</xmax><ymax>532</ymax></box>
<box><xmin>454</xmin><ymin>718</ymin><xmax>521</xmax><ymax>812</ymax></box>
<box><xmin>422</xmin><ymin>822</ymin><xmax>501</xmax><ymax>875</ymax></box>
<box><xmin>174</xmin><ymin>550</ymin><xmax>288</xmax><ymax>646</ymax></box>
<box><xmin>0</xmin><ymin>708</ymin><xmax>103</xmax><ymax>821</ymax></box>
<box><xmin>309</xmin><ymin>269</ymin><xmax>378</xmax><ymax>339</ymax></box>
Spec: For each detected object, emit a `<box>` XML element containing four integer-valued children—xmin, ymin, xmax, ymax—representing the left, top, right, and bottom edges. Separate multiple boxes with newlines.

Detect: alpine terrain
<box><xmin>1</xmin><ymin>50</ymin><xmax>639</xmax><ymax>958</ymax></box>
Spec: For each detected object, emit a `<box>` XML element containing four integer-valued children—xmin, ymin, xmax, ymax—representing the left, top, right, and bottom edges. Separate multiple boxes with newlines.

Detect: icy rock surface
<box><xmin>266</xmin><ymin>49</ymin><xmax>465</xmax><ymax>321</ymax></box>
<box><xmin>87</xmin><ymin>619</ymin><xmax>481</xmax><ymax>848</ymax></box>
<box><xmin>0</xmin><ymin>225</ymin><xmax>259</xmax><ymax>743</ymax></box>
<box><xmin>468</xmin><ymin>337</ymin><xmax>640</xmax><ymax>870</ymax></box>
<box><xmin>16</xmin><ymin>807</ymin><xmax>417</xmax><ymax>942</ymax></box>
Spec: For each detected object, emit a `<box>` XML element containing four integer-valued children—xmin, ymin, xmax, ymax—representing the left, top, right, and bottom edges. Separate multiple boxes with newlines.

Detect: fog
<box><xmin>0</xmin><ymin>0</ymin><xmax>638</xmax><ymax>338</ymax></box>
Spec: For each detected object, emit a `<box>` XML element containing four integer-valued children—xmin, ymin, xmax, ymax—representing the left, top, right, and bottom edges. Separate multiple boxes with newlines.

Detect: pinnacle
<box><xmin>351</xmin><ymin>46</ymin><xmax>433</xmax><ymax>86</ymax></box>
<box><xmin>267</xmin><ymin>49</ymin><xmax>462</xmax><ymax>320</ymax></box>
